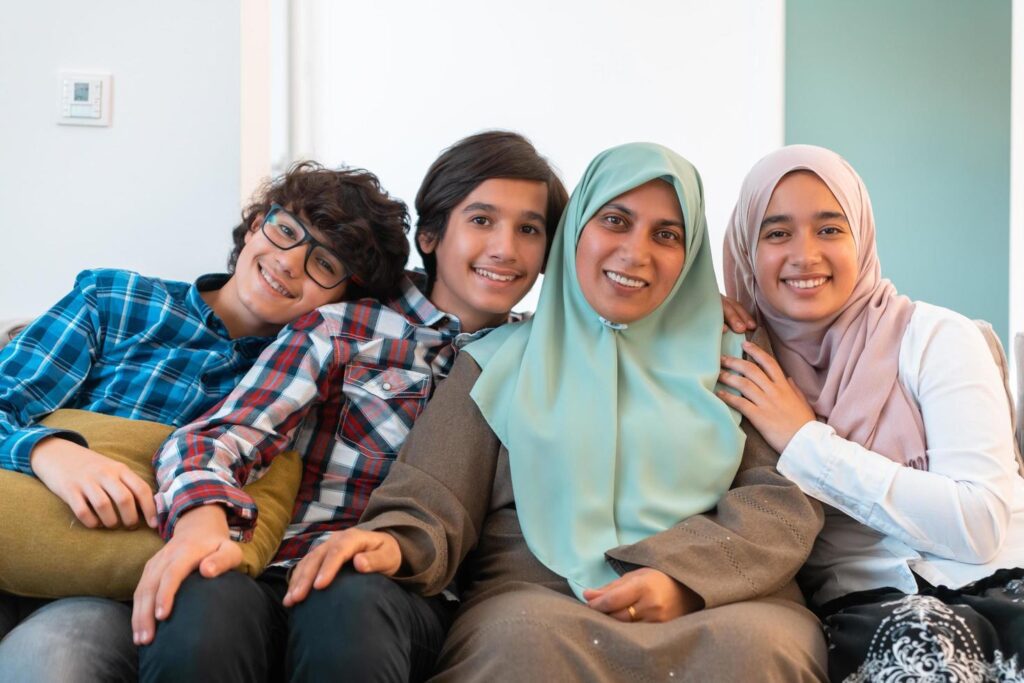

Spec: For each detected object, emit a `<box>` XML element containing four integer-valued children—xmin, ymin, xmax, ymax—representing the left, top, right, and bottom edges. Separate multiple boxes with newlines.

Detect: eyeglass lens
<box><xmin>263</xmin><ymin>210</ymin><xmax>348</xmax><ymax>288</ymax></box>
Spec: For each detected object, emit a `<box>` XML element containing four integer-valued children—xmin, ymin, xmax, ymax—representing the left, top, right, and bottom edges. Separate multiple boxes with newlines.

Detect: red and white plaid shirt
<box><xmin>154</xmin><ymin>274</ymin><xmax>513</xmax><ymax>566</ymax></box>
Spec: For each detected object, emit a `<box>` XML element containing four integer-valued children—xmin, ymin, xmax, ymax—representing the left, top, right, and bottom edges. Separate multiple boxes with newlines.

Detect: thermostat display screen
<box><xmin>74</xmin><ymin>82</ymin><xmax>89</xmax><ymax>102</ymax></box>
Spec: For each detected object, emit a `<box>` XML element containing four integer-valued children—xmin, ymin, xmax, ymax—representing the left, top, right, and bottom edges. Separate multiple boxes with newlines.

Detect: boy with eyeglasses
<box><xmin>0</xmin><ymin>161</ymin><xmax>410</xmax><ymax>680</ymax></box>
<box><xmin>135</xmin><ymin>131</ymin><xmax>569</xmax><ymax>682</ymax></box>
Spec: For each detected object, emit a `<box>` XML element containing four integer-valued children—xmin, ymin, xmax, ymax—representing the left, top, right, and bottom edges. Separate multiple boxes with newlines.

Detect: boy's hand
<box><xmin>30</xmin><ymin>436</ymin><xmax>158</xmax><ymax>529</ymax></box>
<box><xmin>721</xmin><ymin>294</ymin><xmax>756</xmax><ymax>334</ymax></box>
<box><xmin>131</xmin><ymin>505</ymin><xmax>241</xmax><ymax>646</ymax></box>
<box><xmin>583</xmin><ymin>567</ymin><xmax>702</xmax><ymax>623</ymax></box>
<box><xmin>283</xmin><ymin>528</ymin><xmax>401</xmax><ymax>607</ymax></box>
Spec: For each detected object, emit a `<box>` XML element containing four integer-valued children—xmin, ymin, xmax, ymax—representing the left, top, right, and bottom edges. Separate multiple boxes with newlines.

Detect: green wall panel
<box><xmin>786</xmin><ymin>0</ymin><xmax>1011</xmax><ymax>342</ymax></box>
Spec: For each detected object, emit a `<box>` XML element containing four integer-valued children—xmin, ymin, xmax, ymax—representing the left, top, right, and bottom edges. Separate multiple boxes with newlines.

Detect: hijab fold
<box><xmin>466</xmin><ymin>143</ymin><xmax>745</xmax><ymax>598</ymax></box>
<box><xmin>723</xmin><ymin>145</ymin><xmax>927</xmax><ymax>470</ymax></box>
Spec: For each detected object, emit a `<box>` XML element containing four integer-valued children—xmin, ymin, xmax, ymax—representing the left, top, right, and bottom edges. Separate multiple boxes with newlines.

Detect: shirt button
<box><xmin>381</xmin><ymin>382</ymin><xmax>392</xmax><ymax>391</ymax></box>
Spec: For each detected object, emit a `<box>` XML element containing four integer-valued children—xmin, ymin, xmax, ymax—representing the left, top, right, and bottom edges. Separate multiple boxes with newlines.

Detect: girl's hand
<box><xmin>582</xmin><ymin>568</ymin><xmax>702</xmax><ymax>623</ymax></box>
<box><xmin>283</xmin><ymin>528</ymin><xmax>401</xmax><ymax>607</ymax></box>
<box><xmin>721</xmin><ymin>295</ymin><xmax>756</xmax><ymax>334</ymax></box>
<box><xmin>716</xmin><ymin>340</ymin><xmax>816</xmax><ymax>453</ymax></box>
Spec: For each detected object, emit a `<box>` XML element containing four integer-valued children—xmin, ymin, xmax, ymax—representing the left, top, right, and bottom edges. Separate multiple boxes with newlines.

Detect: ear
<box><xmin>243</xmin><ymin>212</ymin><xmax>265</xmax><ymax>244</ymax></box>
<box><xmin>417</xmin><ymin>232</ymin><xmax>438</xmax><ymax>255</ymax></box>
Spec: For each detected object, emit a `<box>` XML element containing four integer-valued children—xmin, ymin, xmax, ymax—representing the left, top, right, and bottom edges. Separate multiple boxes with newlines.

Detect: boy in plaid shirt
<box><xmin>137</xmin><ymin>132</ymin><xmax>569</xmax><ymax>682</ymax></box>
<box><xmin>0</xmin><ymin>162</ymin><xmax>411</xmax><ymax>682</ymax></box>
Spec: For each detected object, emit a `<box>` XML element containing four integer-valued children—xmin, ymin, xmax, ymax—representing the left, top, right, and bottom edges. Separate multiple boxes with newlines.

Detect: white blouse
<box><xmin>778</xmin><ymin>301</ymin><xmax>1024</xmax><ymax>606</ymax></box>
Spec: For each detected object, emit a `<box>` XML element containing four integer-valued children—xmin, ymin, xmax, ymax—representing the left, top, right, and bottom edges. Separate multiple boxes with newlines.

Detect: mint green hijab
<box><xmin>465</xmin><ymin>142</ymin><xmax>745</xmax><ymax>598</ymax></box>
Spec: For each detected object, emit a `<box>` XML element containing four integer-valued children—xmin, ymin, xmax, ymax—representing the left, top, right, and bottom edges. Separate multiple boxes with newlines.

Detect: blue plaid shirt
<box><xmin>0</xmin><ymin>268</ymin><xmax>273</xmax><ymax>474</ymax></box>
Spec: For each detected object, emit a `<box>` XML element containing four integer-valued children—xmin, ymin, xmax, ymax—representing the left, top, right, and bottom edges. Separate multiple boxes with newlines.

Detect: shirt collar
<box><xmin>388</xmin><ymin>270</ymin><xmax>526</xmax><ymax>341</ymax></box>
<box><xmin>190</xmin><ymin>273</ymin><xmax>275</xmax><ymax>357</ymax></box>
<box><xmin>387</xmin><ymin>270</ymin><xmax>452</xmax><ymax>329</ymax></box>
<box><xmin>190</xmin><ymin>273</ymin><xmax>230</xmax><ymax>329</ymax></box>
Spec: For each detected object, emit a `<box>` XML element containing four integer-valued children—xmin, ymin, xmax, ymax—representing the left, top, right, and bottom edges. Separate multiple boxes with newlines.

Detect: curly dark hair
<box><xmin>229</xmin><ymin>161</ymin><xmax>410</xmax><ymax>300</ymax></box>
<box><xmin>414</xmin><ymin>131</ymin><xmax>568</xmax><ymax>287</ymax></box>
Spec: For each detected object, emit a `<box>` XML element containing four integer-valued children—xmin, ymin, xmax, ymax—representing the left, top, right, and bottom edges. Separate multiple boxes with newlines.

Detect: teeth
<box><xmin>786</xmin><ymin>277</ymin><xmax>829</xmax><ymax>289</ymax></box>
<box><xmin>261</xmin><ymin>265</ymin><xmax>294</xmax><ymax>297</ymax></box>
<box><xmin>605</xmin><ymin>271</ymin><xmax>646</xmax><ymax>288</ymax></box>
<box><xmin>474</xmin><ymin>268</ymin><xmax>517</xmax><ymax>283</ymax></box>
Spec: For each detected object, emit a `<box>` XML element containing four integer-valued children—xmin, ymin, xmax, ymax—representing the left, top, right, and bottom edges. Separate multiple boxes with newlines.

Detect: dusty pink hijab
<box><xmin>723</xmin><ymin>145</ymin><xmax>926</xmax><ymax>469</ymax></box>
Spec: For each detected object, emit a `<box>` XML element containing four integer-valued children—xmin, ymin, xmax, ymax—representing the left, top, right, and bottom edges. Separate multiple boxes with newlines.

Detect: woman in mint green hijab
<box><xmin>324</xmin><ymin>143</ymin><xmax>827</xmax><ymax>681</ymax></box>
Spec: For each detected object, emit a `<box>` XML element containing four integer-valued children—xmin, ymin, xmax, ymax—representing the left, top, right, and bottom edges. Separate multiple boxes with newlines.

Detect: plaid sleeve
<box><xmin>154</xmin><ymin>313</ymin><xmax>355</xmax><ymax>540</ymax></box>
<box><xmin>0</xmin><ymin>271</ymin><xmax>104</xmax><ymax>474</ymax></box>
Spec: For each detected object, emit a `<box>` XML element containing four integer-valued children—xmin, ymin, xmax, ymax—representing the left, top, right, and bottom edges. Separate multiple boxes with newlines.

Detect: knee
<box><xmin>291</xmin><ymin>568</ymin><xmax>406</xmax><ymax>630</ymax></box>
<box><xmin>694</xmin><ymin>599</ymin><xmax>827</xmax><ymax>680</ymax></box>
<box><xmin>0</xmin><ymin>598</ymin><xmax>134</xmax><ymax>683</ymax></box>
<box><xmin>288</xmin><ymin>570</ymin><xmax>431</xmax><ymax>679</ymax></box>
<box><xmin>141</xmin><ymin>572</ymin><xmax>263</xmax><ymax>678</ymax></box>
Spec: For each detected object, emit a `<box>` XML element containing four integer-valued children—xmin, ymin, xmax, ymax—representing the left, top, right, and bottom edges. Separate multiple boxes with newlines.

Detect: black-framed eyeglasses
<box><xmin>261</xmin><ymin>204</ymin><xmax>350</xmax><ymax>289</ymax></box>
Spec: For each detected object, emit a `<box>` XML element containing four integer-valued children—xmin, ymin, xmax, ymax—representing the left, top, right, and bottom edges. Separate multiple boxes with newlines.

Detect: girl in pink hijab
<box><xmin>719</xmin><ymin>144</ymin><xmax>1024</xmax><ymax>681</ymax></box>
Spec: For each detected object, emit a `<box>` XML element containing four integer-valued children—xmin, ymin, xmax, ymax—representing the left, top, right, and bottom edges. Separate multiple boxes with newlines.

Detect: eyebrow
<box><xmin>759</xmin><ymin>210</ymin><xmax>847</xmax><ymax>228</ymax></box>
<box><xmin>603</xmin><ymin>203</ymin><xmax>684</xmax><ymax>229</ymax></box>
<box><xmin>463</xmin><ymin>202</ymin><xmax>546</xmax><ymax>224</ymax></box>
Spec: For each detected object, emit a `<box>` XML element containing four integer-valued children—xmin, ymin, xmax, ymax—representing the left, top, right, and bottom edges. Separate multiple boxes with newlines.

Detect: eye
<box><xmin>655</xmin><ymin>229</ymin><xmax>682</xmax><ymax>244</ymax></box>
<box><xmin>316</xmin><ymin>257</ymin><xmax>337</xmax><ymax>275</ymax></box>
<box><xmin>277</xmin><ymin>222</ymin><xmax>298</xmax><ymax>239</ymax></box>
<box><xmin>819</xmin><ymin>225</ymin><xmax>844</xmax><ymax>236</ymax></box>
<box><xmin>601</xmin><ymin>213</ymin><xmax>627</xmax><ymax>229</ymax></box>
<box><xmin>470</xmin><ymin>216</ymin><xmax>491</xmax><ymax>226</ymax></box>
<box><xmin>761</xmin><ymin>229</ymin><xmax>788</xmax><ymax>241</ymax></box>
<box><xmin>519</xmin><ymin>224</ymin><xmax>542</xmax><ymax>235</ymax></box>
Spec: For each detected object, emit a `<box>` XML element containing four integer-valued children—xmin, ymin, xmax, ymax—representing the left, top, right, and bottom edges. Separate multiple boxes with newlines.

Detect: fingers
<box><xmin>715</xmin><ymin>387</ymin><xmax>755</xmax><ymax>419</ymax></box>
<box><xmin>352</xmin><ymin>541</ymin><xmax>401</xmax><ymax>576</ymax></box>
<box><xmin>199</xmin><ymin>541</ymin><xmax>243</xmax><ymax>578</ymax></box>
<box><xmin>67</xmin><ymin>490</ymin><xmax>101</xmax><ymax>528</ymax></box>
<box><xmin>284</xmin><ymin>549</ymin><xmax>326</xmax><ymax>607</ymax></box>
<box><xmin>150</xmin><ymin>555</ymin><xmax>200</xmax><ymax>632</ymax></box>
<box><xmin>81</xmin><ymin>481</ymin><xmax>122</xmax><ymax>528</ymax></box>
<box><xmin>586</xmin><ymin>578</ymin><xmax>641</xmax><ymax>616</ymax></box>
<box><xmin>718</xmin><ymin>357</ymin><xmax>772</xmax><ymax>397</ymax></box>
<box><xmin>739</xmin><ymin>341</ymin><xmax>788</xmax><ymax>383</ymax></box>
<box><xmin>79</xmin><ymin>471</ymin><xmax>153</xmax><ymax>529</ymax></box>
<box><xmin>721</xmin><ymin>295</ymin><xmax>756</xmax><ymax>333</ymax></box>
<box><xmin>121</xmin><ymin>471</ymin><xmax>158</xmax><ymax>528</ymax></box>
<box><xmin>132</xmin><ymin>570</ymin><xmax>158</xmax><ymax>645</ymax></box>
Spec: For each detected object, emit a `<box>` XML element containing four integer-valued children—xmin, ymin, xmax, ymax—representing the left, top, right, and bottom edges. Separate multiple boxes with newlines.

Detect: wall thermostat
<box><xmin>58</xmin><ymin>72</ymin><xmax>112</xmax><ymax>126</ymax></box>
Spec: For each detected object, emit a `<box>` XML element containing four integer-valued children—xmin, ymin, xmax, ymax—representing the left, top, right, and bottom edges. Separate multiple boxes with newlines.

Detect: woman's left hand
<box><xmin>716</xmin><ymin>340</ymin><xmax>816</xmax><ymax>453</ymax></box>
<box><xmin>582</xmin><ymin>567</ymin><xmax>702</xmax><ymax>623</ymax></box>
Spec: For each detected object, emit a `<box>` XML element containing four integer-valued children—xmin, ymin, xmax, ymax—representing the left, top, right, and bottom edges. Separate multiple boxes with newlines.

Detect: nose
<box><xmin>487</xmin><ymin>224</ymin><xmax>518</xmax><ymax>263</ymax></box>
<box><xmin>617</xmin><ymin>228</ymin><xmax>651</xmax><ymax>266</ymax></box>
<box><xmin>273</xmin><ymin>244</ymin><xmax>307</xmax><ymax>279</ymax></box>
<box><xmin>789</xmin><ymin>231</ymin><xmax>822</xmax><ymax>267</ymax></box>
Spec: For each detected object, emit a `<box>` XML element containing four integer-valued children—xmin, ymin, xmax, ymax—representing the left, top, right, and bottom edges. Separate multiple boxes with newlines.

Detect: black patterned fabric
<box><xmin>822</xmin><ymin>568</ymin><xmax>1024</xmax><ymax>682</ymax></box>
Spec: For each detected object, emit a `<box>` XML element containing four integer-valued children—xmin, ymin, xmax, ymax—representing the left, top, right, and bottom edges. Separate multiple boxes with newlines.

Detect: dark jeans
<box><xmin>139</xmin><ymin>567</ymin><xmax>455</xmax><ymax>683</ymax></box>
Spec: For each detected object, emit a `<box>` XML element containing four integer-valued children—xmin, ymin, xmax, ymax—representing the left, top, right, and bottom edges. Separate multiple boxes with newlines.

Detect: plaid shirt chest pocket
<box><xmin>337</xmin><ymin>363</ymin><xmax>431</xmax><ymax>459</ymax></box>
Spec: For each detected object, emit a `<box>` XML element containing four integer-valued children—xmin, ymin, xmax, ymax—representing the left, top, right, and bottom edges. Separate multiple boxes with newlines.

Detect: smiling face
<box><xmin>575</xmin><ymin>179</ymin><xmax>686</xmax><ymax>325</ymax></box>
<box><xmin>419</xmin><ymin>178</ymin><xmax>549</xmax><ymax>333</ymax></box>
<box><xmin>754</xmin><ymin>170</ymin><xmax>859</xmax><ymax>323</ymax></box>
<box><xmin>226</xmin><ymin>209</ymin><xmax>348</xmax><ymax>336</ymax></box>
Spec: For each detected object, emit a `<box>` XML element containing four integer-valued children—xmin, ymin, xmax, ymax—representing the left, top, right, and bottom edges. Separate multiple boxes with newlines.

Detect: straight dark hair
<box><xmin>414</xmin><ymin>131</ymin><xmax>568</xmax><ymax>286</ymax></box>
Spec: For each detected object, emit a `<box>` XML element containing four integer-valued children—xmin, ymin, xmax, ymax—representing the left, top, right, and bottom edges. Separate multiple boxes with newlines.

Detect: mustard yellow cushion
<box><xmin>0</xmin><ymin>409</ymin><xmax>302</xmax><ymax>600</ymax></box>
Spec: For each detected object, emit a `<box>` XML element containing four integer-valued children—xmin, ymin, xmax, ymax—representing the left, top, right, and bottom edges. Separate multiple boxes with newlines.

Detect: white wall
<box><xmin>301</xmin><ymin>0</ymin><xmax>785</xmax><ymax>310</ymax></box>
<box><xmin>0</xmin><ymin>1</ymin><xmax>241</xmax><ymax>317</ymax></box>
